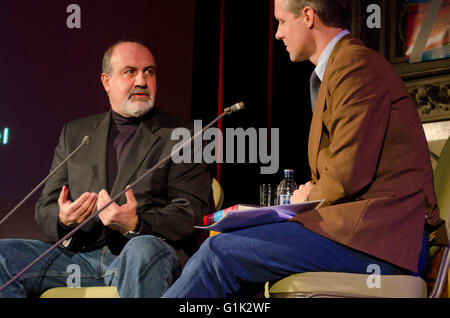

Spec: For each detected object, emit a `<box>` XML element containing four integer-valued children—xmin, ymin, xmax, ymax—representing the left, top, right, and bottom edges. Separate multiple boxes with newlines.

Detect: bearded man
<box><xmin>0</xmin><ymin>40</ymin><xmax>212</xmax><ymax>298</ymax></box>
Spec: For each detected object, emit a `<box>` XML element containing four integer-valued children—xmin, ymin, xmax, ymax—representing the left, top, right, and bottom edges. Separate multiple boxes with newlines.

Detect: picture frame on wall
<box><xmin>405</xmin><ymin>74</ymin><xmax>450</xmax><ymax>167</ymax></box>
<box><xmin>352</xmin><ymin>0</ymin><xmax>450</xmax><ymax>79</ymax></box>
<box><xmin>405</xmin><ymin>0</ymin><xmax>450</xmax><ymax>64</ymax></box>
<box><xmin>388</xmin><ymin>0</ymin><xmax>450</xmax><ymax>79</ymax></box>
<box><xmin>405</xmin><ymin>74</ymin><xmax>450</xmax><ymax>123</ymax></box>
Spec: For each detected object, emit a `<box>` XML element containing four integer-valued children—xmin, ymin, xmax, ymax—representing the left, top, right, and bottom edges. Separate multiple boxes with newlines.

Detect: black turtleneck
<box><xmin>107</xmin><ymin>111</ymin><xmax>141</xmax><ymax>190</ymax></box>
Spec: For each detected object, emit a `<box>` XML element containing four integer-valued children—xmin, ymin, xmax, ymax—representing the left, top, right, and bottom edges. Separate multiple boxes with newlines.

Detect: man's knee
<box><xmin>199</xmin><ymin>232</ymin><xmax>245</xmax><ymax>258</ymax></box>
<box><xmin>193</xmin><ymin>234</ymin><xmax>233</xmax><ymax>268</ymax></box>
<box><xmin>121</xmin><ymin>235</ymin><xmax>177</xmax><ymax>262</ymax></box>
<box><xmin>0</xmin><ymin>239</ymin><xmax>46</xmax><ymax>260</ymax></box>
<box><xmin>114</xmin><ymin>235</ymin><xmax>182</xmax><ymax>293</ymax></box>
<box><xmin>0</xmin><ymin>239</ymin><xmax>22</xmax><ymax>253</ymax></box>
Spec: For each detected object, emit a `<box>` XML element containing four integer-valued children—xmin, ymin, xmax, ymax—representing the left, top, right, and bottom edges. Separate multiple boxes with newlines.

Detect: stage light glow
<box><xmin>1</xmin><ymin>128</ymin><xmax>9</xmax><ymax>145</ymax></box>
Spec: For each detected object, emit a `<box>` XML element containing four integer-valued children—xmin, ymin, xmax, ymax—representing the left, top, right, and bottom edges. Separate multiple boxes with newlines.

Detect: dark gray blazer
<box><xmin>35</xmin><ymin>108</ymin><xmax>212</xmax><ymax>256</ymax></box>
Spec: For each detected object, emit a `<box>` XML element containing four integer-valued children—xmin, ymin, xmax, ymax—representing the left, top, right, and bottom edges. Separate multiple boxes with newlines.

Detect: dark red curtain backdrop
<box><xmin>192</xmin><ymin>0</ymin><xmax>313</xmax><ymax>208</ymax></box>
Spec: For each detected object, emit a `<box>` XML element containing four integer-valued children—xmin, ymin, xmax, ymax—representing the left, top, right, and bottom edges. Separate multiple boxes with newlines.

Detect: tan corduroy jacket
<box><xmin>291</xmin><ymin>35</ymin><xmax>445</xmax><ymax>273</ymax></box>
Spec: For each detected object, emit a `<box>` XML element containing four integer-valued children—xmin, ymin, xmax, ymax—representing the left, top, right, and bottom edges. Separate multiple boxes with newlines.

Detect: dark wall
<box><xmin>0</xmin><ymin>0</ymin><xmax>196</xmax><ymax>239</ymax></box>
<box><xmin>191</xmin><ymin>0</ymin><xmax>313</xmax><ymax>208</ymax></box>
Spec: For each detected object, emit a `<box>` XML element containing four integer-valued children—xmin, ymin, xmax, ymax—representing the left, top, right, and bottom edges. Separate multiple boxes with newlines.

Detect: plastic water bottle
<box><xmin>276</xmin><ymin>169</ymin><xmax>297</xmax><ymax>205</ymax></box>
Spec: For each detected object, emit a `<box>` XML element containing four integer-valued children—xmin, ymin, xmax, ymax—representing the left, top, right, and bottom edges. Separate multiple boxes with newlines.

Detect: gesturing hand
<box><xmin>58</xmin><ymin>185</ymin><xmax>98</xmax><ymax>228</ymax></box>
<box><xmin>97</xmin><ymin>187</ymin><xmax>139</xmax><ymax>233</ymax></box>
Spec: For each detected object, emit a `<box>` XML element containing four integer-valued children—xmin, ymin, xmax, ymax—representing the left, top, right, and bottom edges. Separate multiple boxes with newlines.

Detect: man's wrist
<box><xmin>123</xmin><ymin>217</ymin><xmax>142</xmax><ymax>238</ymax></box>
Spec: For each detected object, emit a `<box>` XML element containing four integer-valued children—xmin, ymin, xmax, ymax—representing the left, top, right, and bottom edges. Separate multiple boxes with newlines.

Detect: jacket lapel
<box><xmin>110</xmin><ymin>111</ymin><xmax>161</xmax><ymax>198</ymax></box>
<box><xmin>308</xmin><ymin>77</ymin><xmax>326</xmax><ymax>179</ymax></box>
<box><xmin>308</xmin><ymin>35</ymin><xmax>352</xmax><ymax>178</ymax></box>
<box><xmin>87</xmin><ymin>112</ymin><xmax>111</xmax><ymax>191</ymax></box>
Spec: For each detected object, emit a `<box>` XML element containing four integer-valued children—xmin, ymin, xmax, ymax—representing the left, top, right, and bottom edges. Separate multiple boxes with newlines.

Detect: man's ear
<box><xmin>100</xmin><ymin>73</ymin><xmax>110</xmax><ymax>93</ymax></box>
<box><xmin>302</xmin><ymin>6</ymin><xmax>315</xmax><ymax>29</ymax></box>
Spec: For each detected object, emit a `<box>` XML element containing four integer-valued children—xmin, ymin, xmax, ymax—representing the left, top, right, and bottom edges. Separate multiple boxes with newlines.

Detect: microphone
<box><xmin>224</xmin><ymin>101</ymin><xmax>245</xmax><ymax>114</ymax></box>
<box><xmin>0</xmin><ymin>136</ymin><xmax>91</xmax><ymax>227</ymax></box>
<box><xmin>82</xmin><ymin>136</ymin><xmax>91</xmax><ymax>145</ymax></box>
<box><xmin>0</xmin><ymin>103</ymin><xmax>244</xmax><ymax>294</ymax></box>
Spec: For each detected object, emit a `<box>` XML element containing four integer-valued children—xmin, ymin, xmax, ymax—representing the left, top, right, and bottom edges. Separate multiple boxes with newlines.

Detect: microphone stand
<box><xmin>0</xmin><ymin>136</ymin><xmax>91</xmax><ymax>226</ymax></box>
<box><xmin>0</xmin><ymin>102</ymin><xmax>244</xmax><ymax>294</ymax></box>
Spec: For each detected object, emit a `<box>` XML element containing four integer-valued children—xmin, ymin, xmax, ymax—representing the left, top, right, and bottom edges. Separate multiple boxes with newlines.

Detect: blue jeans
<box><xmin>0</xmin><ymin>235</ymin><xmax>181</xmax><ymax>298</ymax></box>
<box><xmin>163</xmin><ymin>222</ymin><xmax>427</xmax><ymax>297</ymax></box>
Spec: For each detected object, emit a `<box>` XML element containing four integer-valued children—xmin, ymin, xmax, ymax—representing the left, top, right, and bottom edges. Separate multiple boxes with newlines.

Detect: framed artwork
<box><xmin>405</xmin><ymin>0</ymin><xmax>450</xmax><ymax>64</ymax></box>
<box><xmin>387</xmin><ymin>0</ymin><xmax>450</xmax><ymax>79</ymax></box>
<box><xmin>352</xmin><ymin>0</ymin><xmax>450</xmax><ymax>79</ymax></box>
<box><xmin>405</xmin><ymin>74</ymin><xmax>450</xmax><ymax>123</ymax></box>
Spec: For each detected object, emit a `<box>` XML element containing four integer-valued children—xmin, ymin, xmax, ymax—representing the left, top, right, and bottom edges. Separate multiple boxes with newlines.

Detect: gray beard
<box><xmin>120</xmin><ymin>95</ymin><xmax>155</xmax><ymax>118</ymax></box>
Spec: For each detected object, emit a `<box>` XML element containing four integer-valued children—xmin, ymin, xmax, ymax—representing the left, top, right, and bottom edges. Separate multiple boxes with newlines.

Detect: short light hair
<box><xmin>102</xmin><ymin>39</ymin><xmax>153</xmax><ymax>75</ymax></box>
<box><xmin>283</xmin><ymin>0</ymin><xmax>352</xmax><ymax>30</ymax></box>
